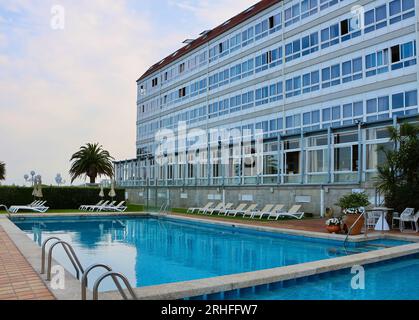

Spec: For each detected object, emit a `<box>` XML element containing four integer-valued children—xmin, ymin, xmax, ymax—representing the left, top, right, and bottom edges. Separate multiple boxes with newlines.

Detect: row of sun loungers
<box><xmin>8</xmin><ymin>200</ymin><xmax>49</xmax><ymax>213</ymax></box>
<box><xmin>79</xmin><ymin>200</ymin><xmax>127</xmax><ymax>212</ymax></box>
<box><xmin>187</xmin><ymin>202</ymin><xmax>304</xmax><ymax>220</ymax></box>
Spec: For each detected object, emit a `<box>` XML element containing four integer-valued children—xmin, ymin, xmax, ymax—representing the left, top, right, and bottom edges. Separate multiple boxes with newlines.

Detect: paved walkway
<box><xmin>170</xmin><ymin>212</ymin><xmax>419</xmax><ymax>236</ymax></box>
<box><xmin>0</xmin><ymin>226</ymin><xmax>54</xmax><ymax>300</ymax></box>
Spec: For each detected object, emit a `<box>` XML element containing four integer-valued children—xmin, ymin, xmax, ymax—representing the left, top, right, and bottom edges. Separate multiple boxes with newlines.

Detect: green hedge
<box><xmin>0</xmin><ymin>186</ymin><xmax>125</xmax><ymax>209</ymax></box>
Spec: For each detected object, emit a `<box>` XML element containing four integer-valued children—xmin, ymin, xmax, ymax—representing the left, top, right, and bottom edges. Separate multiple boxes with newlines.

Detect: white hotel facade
<box><xmin>115</xmin><ymin>0</ymin><xmax>419</xmax><ymax>213</ymax></box>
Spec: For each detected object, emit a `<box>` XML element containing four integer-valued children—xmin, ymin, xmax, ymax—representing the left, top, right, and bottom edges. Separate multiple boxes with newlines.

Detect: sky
<box><xmin>0</xmin><ymin>0</ymin><xmax>257</xmax><ymax>186</ymax></box>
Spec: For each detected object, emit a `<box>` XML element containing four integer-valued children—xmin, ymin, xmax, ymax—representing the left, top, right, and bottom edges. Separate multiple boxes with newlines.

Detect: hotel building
<box><xmin>115</xmin><ymin>0</ymin><xmax>419</xmax><ymax>214</ymax></box>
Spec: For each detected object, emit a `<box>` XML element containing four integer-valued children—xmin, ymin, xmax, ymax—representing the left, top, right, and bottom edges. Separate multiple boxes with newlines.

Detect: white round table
<box><xmin>371</xmin><ymin>207</ymin><xmax>393</xmax><ymax>231</ymax></box>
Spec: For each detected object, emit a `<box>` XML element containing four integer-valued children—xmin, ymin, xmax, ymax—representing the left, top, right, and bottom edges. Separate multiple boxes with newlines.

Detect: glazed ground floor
<box><xmin>126</xmin><ymin>183</ymin><xmax>379</xmax><ymax>217</ymax></box>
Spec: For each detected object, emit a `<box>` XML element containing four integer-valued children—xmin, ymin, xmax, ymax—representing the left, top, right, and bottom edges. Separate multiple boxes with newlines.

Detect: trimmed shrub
<box><xmin>0</xmin><ymin>186</ymin><xmax>125</xmax><ymax>209</ymax></box>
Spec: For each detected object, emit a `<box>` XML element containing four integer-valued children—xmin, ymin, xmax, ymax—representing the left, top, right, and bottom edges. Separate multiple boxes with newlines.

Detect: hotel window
<box><xmin>218</xmin><ymin>98</ymin><xmax>229</xmax><ymax>116</ymax></box>
<box><xmin>285</xmin><ymin>3</ymin><xmax>300</xmax><ymax>27</ymax></box>
<box><xmin>219</xmin><ymin>39</ymin><xmax>230</xmax><ymax>58</ymax></box>
<box><xmin>218</xmin><ymin>69</ymin><xmax>229</xmax><ymax>87</ymax></box>
<box><xmin>242</xmin><ymin>27</ymin><xmax>254</xmax><ymax>47</ymax></box>
<box><xmin>151</xmin><ymin>78</ymin><xmax>158</xmax><ymax>87</ymax></box>
<box><xmin>241</xmin><ymin>91</ymin><xmax>254</xmax><ymax>110</ymax></box>
<box><xmin>320</xmin><ymin>0</ymin><xmax>338</xmax><ymax>11</ymax></box>
<box><xmin>392</xmin><ymin>90</ymin><xmax>418</xmax><ymax>115</ymax></box>
<box><xmin>302</xmin><ymin>110</ymin><xmax>321</xmax><ymax>131</ymax></box>
<box><xmin>269</xmin><ymin>81</ymin><xmax>283</xmax><ymax>102</ymax></box>
<box><xmin>209</xmin><ymin>73</ymin><xmax>219</xmax><ymax>91</ymax></box>
<box><xmin>302</xmin><ymin>32</ymin><xmax>318</xmax><ymax>56</ymax></box>
<box><xmin>364</xmin><ymin>4</ymin><xmax>387</xmax><ymax>33</ymax></box>
<box><xmin>242</xmin><ymin>58</ymin><xmax>254</xmax><ymax>78</ymax></box>
<box><xmin>270</xmin><ymin>47</ymin><xmax>283</xmax><ymax>68</ymax></box>
<box><xmin>391</xmin><ymin>41</ymin><xmax>417</xmax><ymax>70</ymax></box>
<box><xmin>301</xmin><ymin>0</ymin><xmax>318</xmax><ymax>20</ymax></box>
<box><xmin>209</xmin><ymin>46</ymin><xmax>218</xmax><ymax>63</ymax></box>
<box><xmin>285</xmin><ymin>76</ymin><xmax>302</xmax><ymax>98</ymax></box>
<box><xmin>230</xmin><ymin>33</ymin><xmax>241</xmax><ymax>53</ymax></box>
<box><xmin>208</xmin><ymin>102</ymin><xmax>219</xmax><ymax>119</ymax></box>
<box><xmin>255</xmin><ymin>19</ymin><xmax>269</xmax><ymax>40</ymax></box>
<box><xmin>342</xmin><ymin>57</ymin><xmax>362</xmax><ymax>83</ymax></box>
<box><xmin>284</xmin><ymin>139</ymin><xmax>301</xmax><ymax>180</ymax></box>
<box><xmin>255</xmin><ymin>86</ymin><xmax>269</xmax><ymax>106</ymax></box>
<box><xmin>285</xmin><ymin>39</ymin><xmax>301</xmax><ymax>62</ymax></box>
<box><xmin>340</xmin><ymin>17</ymin><xmax>361</xmax><ymax>42</ymax></box>
<box><xmin>230</xmin><ymin>64</ymin><xmax>242</xmax><ymax>83</ymax></box>
<box><xmin>178</xmin><ymin>87</ymin><xmax>186</xmax><ymax>98</ymax></box>
<box><xmin>389</xmin><ymin>0</ymin><xmax>415</xmax><ymax>25</ymax></box>
<box><xmin>269</xmin><ymin>13</ymin><xmax>282</xmax><ymax>33</ymax></box>
<box><xmin>179</xmin><ymin>63</ymin><xmax>185</xmax><ymax>74</ymax></box>
<box><xmin>322</xmin><ymin>64</ymin><xmax>340</xmax><ymax>88</ymax></box>
<box><xmin>255</xmin><ymin>51</ymin><xmax>271</xmax><ymax>73</ymax></box>
<box><xmin>230</xmin><ymin>95</ymin><xmax>242</xmax><ymax>113</ymax></box>
<box><xmin>321</xmin><ymin>23</ymin><xmax>339</xmax><ymax>49</ymax></box>
<box><xmin>366</xmin><ymin>48</ymin><xmax>389</xmax><ymax>77</ymax></box>
<box><xmin>285</xmin><ymin>114</ymin><xmax>301</xmax><ymax>134</ymax></box>
<box><xmin>302</xmin><ymin>70</ymin><xmax>320</xmax><ymax>93</ymax></box>
<box><xmin>334</xmin><ymin>132</ymin><xmax>359</xmax><ymax>173</ymax></box>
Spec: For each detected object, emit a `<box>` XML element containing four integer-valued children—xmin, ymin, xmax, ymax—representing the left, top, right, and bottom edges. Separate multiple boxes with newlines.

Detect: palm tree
<box><xmin>69</xmin><ymin>143</ymin><xmax>114</xmax><ymax>184</ymax></box>
<box><xmin>376</xmin><ymin>123</ymin><xmax>419</xmax><ymax>212</ymax></box>
<box><xmin>0</xmin><ymin>161</ymin><xmax>5</xmax><ymax>181</ymax></box>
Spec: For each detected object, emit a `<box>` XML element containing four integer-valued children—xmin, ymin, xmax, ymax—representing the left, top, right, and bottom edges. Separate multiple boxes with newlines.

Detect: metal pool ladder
<box><xmin>41</xmin><ymin>236</ymin><xmax>137</xmax><ymax>300</ymax></box>
<box><xmin>343</xmin><ymin>212</ymin><xmax>368</xmax><ymax>253</ymax></box>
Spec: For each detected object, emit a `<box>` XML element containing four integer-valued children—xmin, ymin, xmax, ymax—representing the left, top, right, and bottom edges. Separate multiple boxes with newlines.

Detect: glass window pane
<box><xmin>392</xmin><ymin>93</ymin><xmax>404</xmax><ymax>109</ymax></box>
<box><xmin>405</xmin><ymin>90</ymin><xmax>418</xmax><ymax>107</ymax></box>
<box><xmin>378</xmin><ymin>96</ymin><xmax>390</xmax><ymax>111</ymax></box>
<box><xmin>367</xmin><ymin>99</ymin><xmax>377</xmax><ymax>114</ymax></box>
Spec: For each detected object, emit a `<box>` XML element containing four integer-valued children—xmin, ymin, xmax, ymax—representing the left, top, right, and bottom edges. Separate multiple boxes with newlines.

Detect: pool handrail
<box><xmin>93</xmin><ymin>271</ymin><xmax>137</xmax><ymax>300</ymax></box>
<box><xmin>81</xmin><ymin>264</ymin><xmax>127</xmax><ymax>300</ymax></box>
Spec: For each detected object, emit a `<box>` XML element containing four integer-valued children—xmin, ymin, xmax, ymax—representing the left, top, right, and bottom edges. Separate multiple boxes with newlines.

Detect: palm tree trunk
<box><xmin>89</xmin><ymin>176</ymin><xmax>96</xmax><ymax>184</ymax></box>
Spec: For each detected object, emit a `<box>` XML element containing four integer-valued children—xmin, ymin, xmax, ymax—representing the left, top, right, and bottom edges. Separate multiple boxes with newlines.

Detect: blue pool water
<box><xmin>12</xmin><ymin>216</ymin><xmax>411</xmax><ymax>292</ymax></box>
<box><xmin>212</xmin><ymin>254</ymin><xmax>419</xmax><ymax>300</ymax></box>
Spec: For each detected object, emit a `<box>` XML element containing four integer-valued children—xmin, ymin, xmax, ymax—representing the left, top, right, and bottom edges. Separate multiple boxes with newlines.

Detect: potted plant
<box><xmin>325</xmin><ymin>218</ymin><xmax>341</xmax><ymax>234</ymax></box>
<box><xmin>336</xmin><ymin>192</ymin><xmax>370</xmax><ymax>235</ymax></box>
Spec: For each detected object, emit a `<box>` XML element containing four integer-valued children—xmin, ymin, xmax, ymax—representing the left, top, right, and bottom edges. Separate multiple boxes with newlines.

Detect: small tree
<box><xmin>376</xmin><ymin>123</ymin><xmax>419</xmax><ymax>212</ymax></box>
<box><xmin>69</xmin><ymin>143</ymin><xmax>114</xmax><ymax>184</ymax></box>
<box><xmin>0</xmin><ymin>161</ymin><xmax>5</xmax><ymax>181</ymax></box>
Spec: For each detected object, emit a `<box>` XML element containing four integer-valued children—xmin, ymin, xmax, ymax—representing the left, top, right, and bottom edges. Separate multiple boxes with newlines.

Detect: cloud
<box><xmin>0</xmin><ymin>0</ymin><xmax>258</xmax><ymax>186</ymax></box>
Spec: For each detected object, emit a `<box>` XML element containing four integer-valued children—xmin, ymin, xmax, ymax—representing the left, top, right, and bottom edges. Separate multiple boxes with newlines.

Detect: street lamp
<box><xmin>24</xmin><ymin>171</ymin><xmax>39</xmax><ymax>186</ymax></box>
<box><xmin>55</xmin><ymin>173</ymin><xmax>66</xmax><ymax>186</ymax></box>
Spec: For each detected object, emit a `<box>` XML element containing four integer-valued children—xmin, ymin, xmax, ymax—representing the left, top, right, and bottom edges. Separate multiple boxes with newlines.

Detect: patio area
<box><xmin>0</xmin><ymin>226</ymin><xmax>54</xmax><ymax>300</ymax></box>
<box><xmin>170</xmin><ymin>212</ymin><xmax>419</xmax><ymax>236</ymax></box>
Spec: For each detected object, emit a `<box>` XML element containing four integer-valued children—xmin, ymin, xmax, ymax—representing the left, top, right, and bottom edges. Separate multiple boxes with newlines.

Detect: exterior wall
<box><xmin>116</xmin><ymin>0</ymin><xmax>419</xmax><ymax>197</ymax></box>
<box><xmin>125</xmin><ymin>183</ymin><xmax>378</xmax><ymax>217</ymax></box>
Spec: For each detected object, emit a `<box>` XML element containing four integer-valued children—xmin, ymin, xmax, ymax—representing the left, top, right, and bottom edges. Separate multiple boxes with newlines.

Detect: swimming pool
<box><xmin>188</xmin><ymin>254</ymin><xmax>419</xmax><ymax>300</ymax></box>
<box><xmin>12</xmin><ymin>215</ymin><xmax>411</xmax><ymax>292</ymax></box>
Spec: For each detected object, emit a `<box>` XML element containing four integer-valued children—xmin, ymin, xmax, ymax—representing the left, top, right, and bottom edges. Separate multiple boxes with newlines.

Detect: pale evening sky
<box><xmin>0</xmin><ymin>0</ymin><xmax>257</xmax><ymax>186</ymax></box>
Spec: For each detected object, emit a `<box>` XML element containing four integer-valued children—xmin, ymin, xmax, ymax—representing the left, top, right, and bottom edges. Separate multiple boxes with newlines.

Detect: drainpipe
<box><xmin>320</xmin><ymin>185</ymin><xmax>325</xmax><ymax>218</ymax></box>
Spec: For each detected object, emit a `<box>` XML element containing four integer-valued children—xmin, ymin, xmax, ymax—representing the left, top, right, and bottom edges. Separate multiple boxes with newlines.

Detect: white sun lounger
<box><xmin>90</xmin><ymin>200</ymin><xmax>114</xmax><ymax>212</ymax></box>
<box><xmin>221</xmin><ymin>203</ymin><xmax>247</xmax><ymax>216</ymax></box>
<box><xmin>10</xmin><ymin>201</ymin><xmax>49</xmax><ymax>213</ymax></box>
<box><xmin>187</xmin><ymin>202</ymin><xmax>213</xmax><ymax>214</ymax></box>
<box><xmin>268</xmin><ymin>205</ymin><xmax>304</xmax><ymax>220</ymax></box>
<box><xmin>207</xmin><ymin>203</ymin><xmax>233</xmax><ymax>215</ymax></box>
<box><xmin>200</xmin><ymin>202</ymin><xmax>223</xmax><ymax>214</ymax></box>
<box><xmin>247</xmin><ymin>204</ymin><xmax>276</xmax><ymax>219</ymax></box>
<box><xmin>99</xmin><ymin>201</ymin><xmax>127</xmax><ymax>212</ymax></box>
<box><xmin>9</xmin><ymin>200</ymin><xmax>41</xmax><ymax>212</ymax></box>
<box><xmin>80</xmin><ymin>200</ymin><xmax>105</xmax><ymax>211</ymax></box>
<box><xmin>229</xmin><ymin>204</ymin><xmax>258</xmax><ymax>217</ymax></box>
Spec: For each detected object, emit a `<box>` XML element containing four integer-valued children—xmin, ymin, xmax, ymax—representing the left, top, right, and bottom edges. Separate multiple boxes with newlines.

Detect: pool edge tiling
<box><xmin>0</xmin><ymin>215</ymin><xmax>84</xmax><ymax>300</ymax></box>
